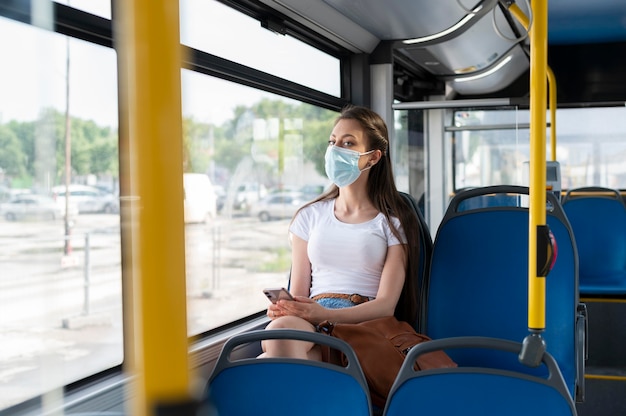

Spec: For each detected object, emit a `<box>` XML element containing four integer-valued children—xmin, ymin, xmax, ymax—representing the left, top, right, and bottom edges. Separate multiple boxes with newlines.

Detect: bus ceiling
<box><xmin>260</xmin><ymin>0</ymin><xmax>626</xmax><ymax>104</ymax></box>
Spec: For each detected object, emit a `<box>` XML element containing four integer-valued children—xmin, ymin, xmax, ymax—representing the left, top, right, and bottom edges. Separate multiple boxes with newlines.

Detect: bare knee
<box><xmin>265</xmin><ymin>315</ymin><xmax>305</xmax><ymax>330</ymax></box>
<box><xmin>261</xmin><ymin>316</ymin><xmax>317</xmax><ymax>359</ymax></box>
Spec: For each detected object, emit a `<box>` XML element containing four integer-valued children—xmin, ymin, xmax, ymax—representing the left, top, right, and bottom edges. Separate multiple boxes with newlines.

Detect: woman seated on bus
<box><xmin>261</xmin><ymin>105</ymin><xmax>421</xmax><ymax>360</ymax></box>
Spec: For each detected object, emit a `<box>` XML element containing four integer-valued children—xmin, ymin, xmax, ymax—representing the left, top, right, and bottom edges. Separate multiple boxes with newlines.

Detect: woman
<box><xmin>261</xmin><ymin>105</ymin><xmax>421</xmax><ymax>360</ymax></box>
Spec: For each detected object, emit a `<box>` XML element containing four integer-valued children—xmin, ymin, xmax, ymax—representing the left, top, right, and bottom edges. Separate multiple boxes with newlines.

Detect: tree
<box><xmin>1</xmin><ymin>99</ymin><xmax>336</xmax><ymax>192</ymax></box>
<box><xmin>0</xmin><ymin>125</ymin><xmax>27</xmax><ymax>179</ymax></box>
<box><xmin>6</xmin><ymin>120</ymin><xmax>35</xmax><ymax>178</ymax></box>
<box><xmin>180</xmin><ymin>99</ymin><xmax>337</xmax><ymax>186</ymax></box>
<box><xmin>2</xmin><ymin>108</ymin><xmax>119</xmax><ymax>189</ymax></box>
<box><xmin>90</xmin><ymin>135</ymin><xmax>118</xmax><ymax>175</ymax></box>
<box><xmin>301</xmin><ymin>112</ymin><xmax>336</xmax><ymax>176</ymax></box>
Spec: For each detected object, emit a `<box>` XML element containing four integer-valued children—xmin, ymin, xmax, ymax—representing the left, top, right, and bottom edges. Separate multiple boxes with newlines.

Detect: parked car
<box><xmin>51</xmin><ymin>184</ymin><xmax>119</xmax><ymax>214</ymax></box>
<box><xmin>0</xmin><ymin>186</ymin><xmax>31</xmax><ymax>203</ymax></box>
<box><xmin>299</xmin><ymin>183</ymin><xmax>328</xmax><ymax>201</ymax></box>
<box><xmin>1</xmin><ymin>194</ymin><xmax>77</xmax><ymax>221</ymax></box>
<box><xmin>250</xmin><ymin>192</ymin><xmax>305</xmax><ymax>222</ymax></box>
<box><xmin>0</xmin><ymin>185</ymin><xmax>10</xmax><ymax>203</ymax></box>
<box><xmin>233</xmin><ymin>182</ymin><xmax>268</xmax><ymax>212</ymax></box>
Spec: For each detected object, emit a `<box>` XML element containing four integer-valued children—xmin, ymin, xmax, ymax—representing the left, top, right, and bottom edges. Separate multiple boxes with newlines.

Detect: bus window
<box><xmin>180</xmin><ymin>0</ymin><xmax>341</xmax><ymax>97</ymax></box>
<box><xmin>556</xmin><ymin>107</ymin><xmax>626</xmax><ymax>189</ymax></box>
<box><xmin>181</xmin><ymin>70</ymin><xmax>337</xmax><ymax>335</ymax></box>
<box><xmin>53</xmin><ymin>0</ymin><xmax>111</xmax><ymax>20</ymax></box>
<box><xmin>0</xmin><ymin>15</ymin><xmax>121</xmax><ymax>409</ymax></box>
<box><xmin>452</xmin><ymin>108</ymin><xmax>530</xmax><ymax>190</ymax></box>
<box><xmin>394</xmin><ymin>109</ymin><xmax>426</xmax><ymax>206</ymax></box>
<box><xmin>451</xmin><ymin>107</ymin><xmax>626</xmax><ymax>191</ymax></box>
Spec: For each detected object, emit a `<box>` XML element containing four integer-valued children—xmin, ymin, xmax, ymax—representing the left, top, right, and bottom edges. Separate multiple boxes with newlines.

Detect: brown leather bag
<box><xmin>318</xmin><ymin>316</ymin><xmax>457</xmax><ymax>409</ymax></box>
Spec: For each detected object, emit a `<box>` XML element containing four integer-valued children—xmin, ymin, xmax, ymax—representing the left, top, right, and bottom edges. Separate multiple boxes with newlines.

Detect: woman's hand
<box><xmin>266</xmin><ymin>302</ymin><xmax>282</xmax><ymax>320</ymax></box>
<box><xmin>273</xmin><ymin>296</ymin><xmax>326</xmax><ymax>324</ymax></box>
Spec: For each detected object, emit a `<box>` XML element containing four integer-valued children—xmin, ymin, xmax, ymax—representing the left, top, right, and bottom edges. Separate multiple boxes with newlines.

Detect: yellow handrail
<box><xmin>117</xmin><ymin>1</ymin><xmax>192</xmax><ymax>415</ymax></box>
<box><xmin>508</xmin><ymin>2</ymin><xmax>557</xmax><ymax>161</ymax></box>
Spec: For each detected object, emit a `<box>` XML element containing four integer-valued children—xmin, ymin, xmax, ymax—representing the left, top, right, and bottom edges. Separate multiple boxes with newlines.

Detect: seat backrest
<box><xmin>562</xmin><ymin>186</ymin><xmax>626</xmax><ymax>295</ymax></box>
<box><xmin>399</xmin><ymin>192</ymin><xmax>433</xmax><ymax>332</ymax></box>
<box><xmin>423</xmin><ymin>186</ymin><xmax>579</xmax><ymax>398</ymax></box>
<box><xmin>456</xmin><ymin>191</ymin><xmax>524</xmax><ymax>211</ymax></box>
<box><xmin>206</xmin><ymin>329</ymin><xmax>372</xmax><ymax>416</ymax></box>
<box><xmin>384</xmin><ymin>337</ymin><xmax>577</xmax><ymax>416</ymax></box>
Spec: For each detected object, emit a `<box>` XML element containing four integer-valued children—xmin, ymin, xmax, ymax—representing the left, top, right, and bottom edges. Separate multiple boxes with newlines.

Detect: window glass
<box><xmin>555</xmin><ymin>107</ymin><xmax>626</xmax><ymax>189</ymax></box>
<box><xmin>54</xmin><ymin>0</ymin><xmax>111</xmax><ymax>19</ymax></box>
<box><xmin>181</xmin><ymin>69</ymin><xmax>336</xmax><ymax>334</ymax></box>
<box><xmin>0</xmin><ymin>16</ymin><xmax>120</xmax><ymax>410</ymax></box>
<box><xmin>452</xmin><ymin>109</ymin><xmax>528</xmax><ymax>189</ymax></box>
<box><xmin>393</xmin><ymin>109</ymin><xmax>426</xmax><ymax>213</ymax></box>
<box><xmin>452</xmin><ymin>107</ymin><xmax>626</xmax><ymax>190</ymax></box>
<box><xmin>180</xmin><ymin>0</ymin><xmax>341</xmax><ymax>97</ymax></box>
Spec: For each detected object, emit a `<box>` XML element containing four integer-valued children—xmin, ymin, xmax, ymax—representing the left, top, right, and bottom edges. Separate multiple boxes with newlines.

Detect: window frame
<box><xmin>0</xmin><ymin>1</ymin><xmax>354</xmax><ymax>410</ymax></box>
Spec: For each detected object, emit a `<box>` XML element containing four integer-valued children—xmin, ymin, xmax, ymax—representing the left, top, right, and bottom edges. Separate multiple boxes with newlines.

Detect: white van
<box><xmin>183</xmin><ymin>173</ymin><xmax>217</xmax><ymax>223</ymax></box>
<box><xmin>51</xmin><ymin>184</ymin><xmax>118</xmax><ymax>214</ymax></box>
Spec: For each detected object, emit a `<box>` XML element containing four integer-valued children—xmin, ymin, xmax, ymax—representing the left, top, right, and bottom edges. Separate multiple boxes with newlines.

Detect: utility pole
<box><xmin>64</xmin><ymin>36</ymin><xmax>72</xmax><ymax>256</ymax></box>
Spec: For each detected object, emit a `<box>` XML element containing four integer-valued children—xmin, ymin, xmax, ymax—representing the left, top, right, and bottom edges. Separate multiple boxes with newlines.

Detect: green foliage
<box><xmin>1</xmin><ymin>100</ymin><xmax>337</xmax><ymax>191</ymax></box>
<box><xmin>302</xmin><ymin>115</ymin><xmax>336</xmax><ymax>176</ymax></box>
<box><xmin>66</xmin><ymin>117</ymin><xmax>116</xmax><ymax>177</ymax></box>
<box><xmin>180</xmin><ymin>99</ymin><xmax>336</xmax><ymax>185</ymax></box>
<box><xmin>90</xmin><ymin>135</ymin><xmax>118</xmax><ymax>175</ymax></box>
<box><xmin>0</xmin><ymin>108</ymin><xmax>118</xmax><ymax>189</ymax></box>
<box><xmin>0</xmin><ymin>125</ymin><xmax>27</xmax><ymax>178</ymax></box>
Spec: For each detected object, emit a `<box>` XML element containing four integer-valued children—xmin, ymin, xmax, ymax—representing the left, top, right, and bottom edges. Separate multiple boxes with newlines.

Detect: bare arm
<box><xmin>276</xmin><ymin>243</ymin><xmax>407</xmax><ymax>325</ymax></box>
<box><xmin>266</xmin><ymin>234</ymin><xmax>311</xmax><ymax>319</ymax></box>
<box><xmin>289</xmin><ymin>234</ymin><xmax>312</xmax><ymax>297</ymax></box>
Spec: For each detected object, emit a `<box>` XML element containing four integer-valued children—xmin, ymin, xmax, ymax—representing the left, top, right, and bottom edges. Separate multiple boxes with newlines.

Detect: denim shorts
<box><xmin>315</xmin><ymin>297</ymin><xmax>357</xmax><ymax>309</ymax></box>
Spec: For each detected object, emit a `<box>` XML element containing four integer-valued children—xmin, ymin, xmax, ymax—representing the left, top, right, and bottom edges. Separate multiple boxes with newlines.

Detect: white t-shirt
<box><xmin>289</xmin><ymin>199</ymin><xmax>406</xmax><ymax>299</ymax></box>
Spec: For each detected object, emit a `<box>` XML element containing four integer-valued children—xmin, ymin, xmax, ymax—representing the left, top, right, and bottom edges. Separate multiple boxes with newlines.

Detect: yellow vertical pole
<box><xmin>508</xmin><ymin>2</ymin><xmax>557</xmax><ymax>162</ymax></box>
<box><xmin>528</xmin><ymin>0</ymin><xmax>548</xmax><ymax>331</ymax></box>
<box><xmin>117</xmin><ymin>1</ymin><xmax>191</xmax><ymax>415</ymax></box>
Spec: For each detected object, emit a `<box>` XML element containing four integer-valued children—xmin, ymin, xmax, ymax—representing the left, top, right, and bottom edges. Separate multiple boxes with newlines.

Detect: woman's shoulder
<box><xmin>369</xmin><ymin>211</ymin><xmax>405</xmax><ymax>240</ymax></box>
<box><xmin>372</xmin><ymin>210</ymin><xmax>401</xmax><ymax>227</ymax></box>
<box><xmin>293</xmin><ymin>198</ymin><xmax>333</xmax><ymax>221</ymax></box>
<box><xmin>301</xmin><ymin>198</ymin><xmax>334</xmax><ymax>213</ymax></box>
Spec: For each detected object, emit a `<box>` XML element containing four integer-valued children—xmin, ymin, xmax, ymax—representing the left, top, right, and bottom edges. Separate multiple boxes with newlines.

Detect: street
<box><xmin>0</xmin><ymin>212</ymin><xmax>292</xmax><ymax>409</ymax></box>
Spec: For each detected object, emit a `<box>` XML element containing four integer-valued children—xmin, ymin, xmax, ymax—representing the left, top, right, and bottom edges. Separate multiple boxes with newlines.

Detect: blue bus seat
<box><xmin>456</xmin><ymin>189</ymin><xmax>524</xmax><ymax>211</ymax></box>
<box><xmin>206</xmin><ymin>329</ymin><xmax>372</xmax><ymax>416</ymax></box>
<box><xmin>423</xmin><ymin>186</ymin><xmax>585</xmax><ymax>402</ymax></box>
<box><xmin>399</xmin><ymin>192</ymin><xmax>433</xmax><ymax>333</ymax></box>
<box><xmin>562</xmin><ymin>186</ymin><xmax>626</xmax><ymax>295</ymax></box>
<box><xmin>383</xmin><ymin>337</ymin><xmax>577</xmax><ymax>416</ymax></box>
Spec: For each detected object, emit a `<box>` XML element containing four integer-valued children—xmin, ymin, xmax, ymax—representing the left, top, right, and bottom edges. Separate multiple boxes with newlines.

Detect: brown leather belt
<box><xmin>311</xmin><ymin>293</ymin><xmax>371</xmax><ymax>305</ymax></box>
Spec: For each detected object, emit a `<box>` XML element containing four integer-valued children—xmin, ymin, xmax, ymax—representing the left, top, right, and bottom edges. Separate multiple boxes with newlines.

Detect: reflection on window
<box><xmin>181</xmin><ymin>69</ymin><xmax>336</xmax><ymax>335</ymax></box>
<box><xmin>452</xmin><ymin>107</ymin><xmax>626</xmax><ymax>190</ymax></box>
<box><xmin>452</xmin><ymin>109</ymin><xmax>528</xmax><ymax>190</ymax></box>
<box><xmin>180</xmin><ymin>0</ymin><xmax>341</xmax><ymax>97</ymax></box>
<box><xmin>0</xmin><ymin>17</ymin><xmax>120</xmax><ymax>410</ymax></box>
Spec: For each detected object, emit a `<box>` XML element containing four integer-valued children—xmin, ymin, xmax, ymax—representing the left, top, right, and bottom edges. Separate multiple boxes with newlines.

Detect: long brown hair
<box><xmin>294</xmin><ymin>105</ymin><xmax>421</xmax><ymax>325</ymax></box>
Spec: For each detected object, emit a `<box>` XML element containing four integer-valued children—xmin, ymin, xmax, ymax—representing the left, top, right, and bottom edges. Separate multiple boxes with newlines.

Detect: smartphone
<box><xmin>263</xmin><ymin>287</ymin><xmax>294</xmax><ymax>304</ymax></box>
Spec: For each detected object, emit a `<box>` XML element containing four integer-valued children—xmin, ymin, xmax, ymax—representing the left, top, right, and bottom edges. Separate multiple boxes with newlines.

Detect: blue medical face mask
<box><xmin>324</xmin><ymin>145</ymin><xmax>375</xmax><ymax>188</ymax></box>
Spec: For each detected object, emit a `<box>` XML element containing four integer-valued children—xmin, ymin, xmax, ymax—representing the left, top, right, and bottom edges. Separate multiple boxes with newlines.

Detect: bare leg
<box><xmin>260</xmin><ymin>316</ymin><xmax>322</xmax><ymax>361</ymax></box>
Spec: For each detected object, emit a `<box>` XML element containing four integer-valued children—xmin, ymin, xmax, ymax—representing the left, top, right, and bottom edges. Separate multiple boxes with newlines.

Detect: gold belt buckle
<box><xmin>349</xmin><ymin>293</ymin><xmax>366</xmax><ymax>304</ymax></box>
